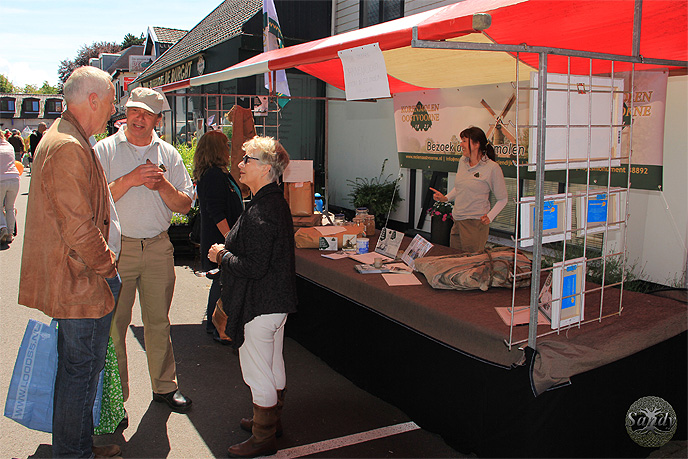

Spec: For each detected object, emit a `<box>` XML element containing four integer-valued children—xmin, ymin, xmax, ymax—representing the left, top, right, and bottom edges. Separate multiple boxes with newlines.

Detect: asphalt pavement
<box><xmin>0</xmin><ymin>170</ymin><xmax>466</xmax><ymax>458</ymax></box>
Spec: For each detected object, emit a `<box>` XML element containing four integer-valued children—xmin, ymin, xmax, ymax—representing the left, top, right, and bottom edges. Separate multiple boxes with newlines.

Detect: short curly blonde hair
<box><xmin>242</xmin><ymin>136</ymin><xmax>290</xmax><ymax>182</ymax></box>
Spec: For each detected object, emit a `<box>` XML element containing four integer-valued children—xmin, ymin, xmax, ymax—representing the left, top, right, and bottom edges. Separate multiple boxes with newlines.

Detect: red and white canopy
<box><xmin>169</xmin><ymin>0</ymin><xmax>687</xmax><ymax>94</ymax></box>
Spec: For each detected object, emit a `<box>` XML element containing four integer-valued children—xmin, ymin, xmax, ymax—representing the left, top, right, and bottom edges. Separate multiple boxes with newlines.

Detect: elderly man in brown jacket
<box><xmin>18</xmin><ymin>66</ymin><xmax>122</xmax><ymax>459</ymax></box>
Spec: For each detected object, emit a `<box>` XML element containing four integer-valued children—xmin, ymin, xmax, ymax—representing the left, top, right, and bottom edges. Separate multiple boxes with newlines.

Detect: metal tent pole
<box><xmin>528</xmin><ymin>52</ymin><xmax>548</xmax><ymax>350</ymax></box>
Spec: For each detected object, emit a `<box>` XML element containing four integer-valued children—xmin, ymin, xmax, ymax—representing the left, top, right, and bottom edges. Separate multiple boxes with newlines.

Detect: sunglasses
<box><xmin>241</xmin><ymin>154</ymin><xmax>261</xmax><ymax>165</ymax></box>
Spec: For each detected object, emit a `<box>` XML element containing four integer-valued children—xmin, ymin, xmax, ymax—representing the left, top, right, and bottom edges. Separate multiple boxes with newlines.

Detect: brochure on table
<box><xmin>375</xmin><ymin>227</ymin><xmax>404</xmax><ymax>259</ymax></box>
<box><xmin>494</xmin><ymin>305</ymin><xmax>550</xmax><ymax>326</ymax></box>
<box><xmin>401</xmin><ymin>234</ymin><xmax>433</xmax><ymax>269</ymax></box>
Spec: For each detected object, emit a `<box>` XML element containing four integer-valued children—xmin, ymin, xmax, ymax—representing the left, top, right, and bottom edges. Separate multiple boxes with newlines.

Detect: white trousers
<box><xmin>239</xmin><ymin>313</ymin><xmax>288</xmax><ymax>407</ymax></box>
<box><xmin>0</xmin><ymin>178</ymin><xmax>19</xmax><ymax>233</ymax></box>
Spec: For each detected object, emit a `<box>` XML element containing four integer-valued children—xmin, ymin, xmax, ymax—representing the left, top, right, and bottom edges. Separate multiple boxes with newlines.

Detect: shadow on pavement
<box><xmin>115</xmin><ymin>321</ymin><xmax>464</xmax><ymax>458</ymax></box>
<box><xmin>126</xmin><ymin>323</ymin><xmax>252</xmax><ymax>457</ymax></box>
<box><xmin>27</xmin><ymin>444</ymin><xmax>51</xmax><ymax>458</ymax></box>
<box><xmin>99</xmin><ymin>402</ymin><xmax>173</xmax><ymax>458</ymax></box>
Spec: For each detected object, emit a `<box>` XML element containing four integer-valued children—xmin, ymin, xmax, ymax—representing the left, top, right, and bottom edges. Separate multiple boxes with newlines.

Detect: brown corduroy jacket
<box><xmin>18</xmin><ymin>111</ymin><xmax>117</xmax><ymax>319</ymax></box>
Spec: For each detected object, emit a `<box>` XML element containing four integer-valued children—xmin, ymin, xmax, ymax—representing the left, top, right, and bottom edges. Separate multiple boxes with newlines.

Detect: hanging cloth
<box><xmin>227</xmin><ymin>105</ymin><xmax>256</xmax><ymax>198</ymax></box>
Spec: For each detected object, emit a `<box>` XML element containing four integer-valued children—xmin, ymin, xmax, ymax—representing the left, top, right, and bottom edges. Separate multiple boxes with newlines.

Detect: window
<box><xmin>359</xmin><ymin>0</ymin><xmax>403</xmax><ymax>28</ymax></box>
<box><xmin>0</xmin><ymin>98</ymin><xmax>15</xmax><ymax>113</ymax></box>
<box><xmin>45</xmin><ymin>99</ymin><xmax>62</xmax><ymax>114</ymax></box>
<box><xmin>23</xmin><ymin>98</ymin><xmax>40</xmax><ymax>113</ymax></box>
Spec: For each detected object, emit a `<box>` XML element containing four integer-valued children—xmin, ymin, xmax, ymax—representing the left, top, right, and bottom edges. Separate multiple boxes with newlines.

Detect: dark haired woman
<box><xmin>193</xmin><ymin>129</ymin><xmax>243</xmax><ymax>342</ymax></box>
<box><xmin>430</xmin><ymin>126</ymin><xmax>507</xmax><ymax>253</ymax></box>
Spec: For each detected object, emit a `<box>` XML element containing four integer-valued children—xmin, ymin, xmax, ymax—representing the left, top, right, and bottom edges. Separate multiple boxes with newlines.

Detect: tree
<box><xmin>58</xmin><ymin>41</ymin><xmax>121</xmax><ymax>84</ymax></box>
<box><xmin>37</xmin><ymin>81</ymin><xmax>59</xmax><ymax>94</ymax></box>
<box><xmin>0</xmin><ymin>74</ymin><xmax>57</xmax><ymax>94</ymax></box>
<box><xmin>0</xmin><ymin>74</ymin><xmax>17</xmax><ymax>93</ymax></box>
<box><xmin>122</xmin><ymin>33</ymin><xmax>145</xmax><ymax>49</ymax></box>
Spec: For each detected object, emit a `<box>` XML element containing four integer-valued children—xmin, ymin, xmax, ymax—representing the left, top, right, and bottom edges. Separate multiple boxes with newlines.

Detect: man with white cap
<box><xmin>95</xmin><ymin>87</ymin><xmax>194</xmax><ymax>413</ymax></box>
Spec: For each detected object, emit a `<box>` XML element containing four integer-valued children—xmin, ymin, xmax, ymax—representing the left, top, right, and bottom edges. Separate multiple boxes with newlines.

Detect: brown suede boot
<box><xmin>228</xmin><ymin>403</ymin><xmax>278</xmax><ymax>458</ymax></box>
<box><xmin>240</xmin><ymin>388</ymin><xmax>285</xmax><ymax>437</ymax></box>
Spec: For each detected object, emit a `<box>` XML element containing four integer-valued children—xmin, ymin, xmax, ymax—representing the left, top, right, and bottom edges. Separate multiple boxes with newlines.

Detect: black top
<box><xmin>29</xmin><ymin>131</ymin><xmax>43</xmax><ymax>154</ymax></box>
<box><xmin>196</xmin><ymin>166</ymin><xmax>243</xmax><ymax>271</ymax></box>
<box><xmin>219</xmin><ymin>182</ymin><xmax>298</xmax><ymax>348</ymax></box>
<box><xmin>8</xmin><ymin>135</ymin><xmax>24</xmax><ymax>154</ymax></box>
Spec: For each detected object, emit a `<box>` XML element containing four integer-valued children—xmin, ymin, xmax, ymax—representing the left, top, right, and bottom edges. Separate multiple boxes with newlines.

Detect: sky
<box><xmin>0</xmin><ymin>0</ymin><xmax>227</xmax><ymax>88</ymax></box>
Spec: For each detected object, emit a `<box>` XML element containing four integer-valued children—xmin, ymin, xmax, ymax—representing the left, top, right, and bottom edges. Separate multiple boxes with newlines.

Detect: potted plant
<box><xmin>168</xmin><ymin>141</ymin><xmax>199</xmax><ymax>256</ymax></box>
<box><xmin>427</xmin><ymin>200</ymin><xmax>453</xmax><ymax>246</ymax></box>
<box><xmin>347</xmin><ymin>159</ymin><xmax>403</xmax><ymax>229</ymax></box>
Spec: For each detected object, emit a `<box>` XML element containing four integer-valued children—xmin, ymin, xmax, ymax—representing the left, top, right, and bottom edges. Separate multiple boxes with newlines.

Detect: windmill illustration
<box><xmin>481</xmin><ymin>95</ymin><xmax>517</xmax><ymax>145</ymax></box>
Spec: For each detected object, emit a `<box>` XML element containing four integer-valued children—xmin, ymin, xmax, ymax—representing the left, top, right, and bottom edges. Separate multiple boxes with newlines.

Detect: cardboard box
<box><xmin>292</xmin><ymin>214</ymin><xmax>322</xmax><ymax>227</ymax></box>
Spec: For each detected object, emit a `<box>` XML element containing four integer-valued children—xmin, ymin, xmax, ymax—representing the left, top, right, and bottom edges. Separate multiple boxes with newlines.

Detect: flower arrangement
<box><xmin>428</xmin><ymin>200</ymin><xmax>454</xmax><ymax>222</ymax></box>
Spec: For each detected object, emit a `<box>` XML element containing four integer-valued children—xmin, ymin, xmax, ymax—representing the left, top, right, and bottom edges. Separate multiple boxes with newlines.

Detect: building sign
<box><xmin>129</xmin><ymin>55</ymin><xmax>154</xmax><ymax>73</ymax></box>
<box><xmin>196</xmin><ymin>56</ymin><xmax>205</xmax><ymax>75</ymax></box>
<box><xmin>143</xmin><ymin>61</ymin><xmax>193</xmax><ymax>89</ymax></box>
<box><xmin>123</xmin><ymin>77</ymin><xmax>135</xmax><ymax>91</ymax></box>
<box><xmin>394</xmin><ymin>74</ymin><xmax>667</xmax><ymax>191</ymax></box>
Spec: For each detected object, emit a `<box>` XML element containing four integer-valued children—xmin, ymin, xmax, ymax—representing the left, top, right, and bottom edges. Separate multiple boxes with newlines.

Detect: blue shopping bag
<box><xmin>4</xmin><ymin>319</ymin><xmax>104</xmax><ymax>433</ymax></box>
<box><xmin>4</xmin><ymin>319</ymin><xmax>59</xmax><ymax>433</ymax></box>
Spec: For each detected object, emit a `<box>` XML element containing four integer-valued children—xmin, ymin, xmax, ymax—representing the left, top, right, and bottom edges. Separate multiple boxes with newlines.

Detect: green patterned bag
<box><xmin>94</xmin><ymin>338</ymin><xmax>126</xmax><ymax>435</ymax></box>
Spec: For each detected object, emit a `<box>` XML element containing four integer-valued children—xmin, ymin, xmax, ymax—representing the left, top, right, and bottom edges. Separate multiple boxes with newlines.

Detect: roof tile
<box><xmin>152</xmin><ymin>27</ymin><xmax>188</xmax><ymax>44</ymax></box>
<box><xmin>138</xmin><ymin>0</ymin><xmax>261</xmax><ymax>81</ymax></box>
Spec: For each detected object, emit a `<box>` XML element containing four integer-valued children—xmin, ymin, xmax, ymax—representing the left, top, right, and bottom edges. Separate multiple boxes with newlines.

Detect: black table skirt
<box><xmin>287</xmin><ymin>275</ymin><xmax>687</xmax><ymax>458</ymax></box>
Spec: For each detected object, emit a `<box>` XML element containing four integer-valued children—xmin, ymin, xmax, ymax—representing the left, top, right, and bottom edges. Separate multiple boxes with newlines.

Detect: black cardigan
<box><xmin>197</xmin><ymin>166</ymin><xmax>243</xmax><ymax>271</ymax></box>
<box><xmin>219</xmin><ymin>182</ymin><xmax>297</xmax><ymax>348</ymax></box>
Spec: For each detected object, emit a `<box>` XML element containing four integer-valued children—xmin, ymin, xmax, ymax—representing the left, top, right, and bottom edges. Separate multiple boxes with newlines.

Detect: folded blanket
<box><xmin>415</xmin><ymin>247</ymin><xmax>532</xmax><ymax>291</ymax></box>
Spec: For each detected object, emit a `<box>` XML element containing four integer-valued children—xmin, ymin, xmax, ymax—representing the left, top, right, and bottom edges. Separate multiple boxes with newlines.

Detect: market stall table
<box><xmin>286</xmin><ymin>232</ymin><xmax>687</xmax><ymax>457</ymax></box>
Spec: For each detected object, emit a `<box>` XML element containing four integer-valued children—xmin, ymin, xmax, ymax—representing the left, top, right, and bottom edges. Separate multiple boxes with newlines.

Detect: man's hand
<box><xmin>110</xmin><ymin>159</ymin><xmax>191</xmax><ymax>213</ymax></box>
<box><xmin>141</xmin><ymin>159</ymin><xmax>165</xmax><ymax>190</ymax></box>
<box><xmin>130</xmin><ymin>161</ymin><xmax>163</xmax><ymax>189</ymax></box>
<box><xmin>109</xmin><ymin>162</ymin><xmax>163</xmax><ymax>202</ymax></box>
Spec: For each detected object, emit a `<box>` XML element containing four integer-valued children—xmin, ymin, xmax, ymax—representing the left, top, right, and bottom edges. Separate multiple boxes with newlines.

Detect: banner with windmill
<box><xmin>393</xmin><ymin>84</ymin><xmax>529</xmax><ymax>175</ymax></box>
<box><xmin>393</xmin><ymin>74</ymin><xmax>666</xmax><ymax>191</ymax></box>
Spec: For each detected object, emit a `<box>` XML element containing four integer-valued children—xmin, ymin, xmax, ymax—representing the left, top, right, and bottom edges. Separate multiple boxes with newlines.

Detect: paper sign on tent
<box><xmin>338</xmin><ymin>43</ymin><xmax>391</xmax><ymax>101</ymax></box>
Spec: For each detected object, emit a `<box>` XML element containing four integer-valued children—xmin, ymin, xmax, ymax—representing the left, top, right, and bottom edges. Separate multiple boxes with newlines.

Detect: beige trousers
<box><xmin>450</xmin><ymin>219</ymin><xmax>489</xmax><ymax>254</ymax></box>
<box><xmin>112</xmin><ymin>232</ymin><xmax>178</xmax><ymax>401</ymax></box>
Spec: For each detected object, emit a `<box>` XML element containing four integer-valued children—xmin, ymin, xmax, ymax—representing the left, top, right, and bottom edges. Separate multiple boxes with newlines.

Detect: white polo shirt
<box><xmin>94</xmin><ymin>127</ymin><xmax>193</xmax><ymax>239</ymax></box>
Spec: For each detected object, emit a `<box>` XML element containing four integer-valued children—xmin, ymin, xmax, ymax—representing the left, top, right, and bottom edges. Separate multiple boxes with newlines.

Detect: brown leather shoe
<box><xmin>92</xmin><ymin>443</ymin><xmax>121</xmax><ymax>457</ymax></box>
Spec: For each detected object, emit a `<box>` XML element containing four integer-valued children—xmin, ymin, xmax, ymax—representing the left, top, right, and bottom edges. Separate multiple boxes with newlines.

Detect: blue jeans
<box><xmin>52</xmin><ymin>274</ymin><xmax>120</xmax><ymax>458</ymax></box>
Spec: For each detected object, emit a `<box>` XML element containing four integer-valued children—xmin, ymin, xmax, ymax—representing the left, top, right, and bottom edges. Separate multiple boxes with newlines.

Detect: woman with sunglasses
<box><xmin>208</xmin><ymin>135</ymin><xmax>296</xmax><ymax>458</ymax></box>
<box><xmin>193</xmin><ymin>129</ymin><xmax>243</xmax><ymax>343</ymax></box>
